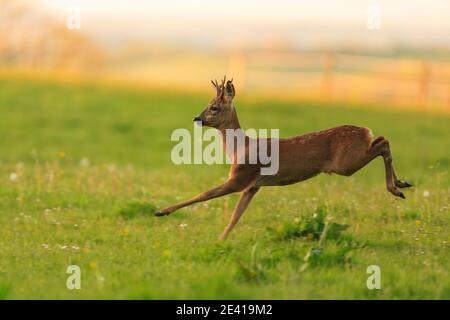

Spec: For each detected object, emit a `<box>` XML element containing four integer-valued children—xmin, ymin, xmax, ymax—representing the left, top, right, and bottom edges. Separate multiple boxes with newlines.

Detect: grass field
<box><xmin>0</xmin><ymin>77</ymin><xmax>449</xmax><ymax>299</ymax></box>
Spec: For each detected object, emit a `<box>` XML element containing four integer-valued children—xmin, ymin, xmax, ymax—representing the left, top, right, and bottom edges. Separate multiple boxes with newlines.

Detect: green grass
<box><xmin>0</xmin><ymin>77</ymin><xmax>449</xmax><ymax>299</ymax></box>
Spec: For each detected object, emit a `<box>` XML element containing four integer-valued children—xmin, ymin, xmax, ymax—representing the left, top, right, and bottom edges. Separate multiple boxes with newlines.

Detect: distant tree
<box><xmin>0</xmin><ymin>0</ymin><xmax>104</xmax><ymax>71</ymax></box>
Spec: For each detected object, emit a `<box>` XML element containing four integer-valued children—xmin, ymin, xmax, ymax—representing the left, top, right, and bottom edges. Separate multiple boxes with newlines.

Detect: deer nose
<box><xmin>193</xmin><ymin>116</ymin><xmax>202</xmax><ymax>122</ymax></box>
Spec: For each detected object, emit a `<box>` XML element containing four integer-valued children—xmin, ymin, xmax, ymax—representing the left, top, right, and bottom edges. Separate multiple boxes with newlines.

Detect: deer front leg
<box><xmin>219</xmin><ymin>186</ymin><xmax>260</xmax><ymax>240</ymax></box>
<box><xmin>155</xmin><ymin>180</ymin><xmax>240</xmax><ymax>217</ymax></box>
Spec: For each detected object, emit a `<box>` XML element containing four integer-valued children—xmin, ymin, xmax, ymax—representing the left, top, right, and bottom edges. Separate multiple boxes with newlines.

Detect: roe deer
<box><xmin>155</xmin><ymin>76</ymin><xmax>412</xmax><ymax>240</ymax></box>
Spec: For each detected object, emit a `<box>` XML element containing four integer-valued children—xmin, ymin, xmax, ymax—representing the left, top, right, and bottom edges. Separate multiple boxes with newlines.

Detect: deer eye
<box><xmin>210</xmin><ymin>106</ymin><xmax>219</xmax><ymax>112</ymax></box>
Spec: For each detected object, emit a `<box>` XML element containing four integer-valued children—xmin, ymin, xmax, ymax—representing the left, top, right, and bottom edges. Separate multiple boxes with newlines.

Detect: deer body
<box><xmin>156</xmin><ymin>77</ymin><xmax>411</xmax><ymax>240</ymax></box>
<box><xmin>255</xmin><ymin>125</ymin><xmax>372</xmax><ymax>185</ymax></box>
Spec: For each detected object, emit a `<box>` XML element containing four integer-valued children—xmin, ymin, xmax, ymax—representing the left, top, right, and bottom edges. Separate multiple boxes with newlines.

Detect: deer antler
<box><xmin>219</xmin><ymin>75</ymin><xmax>226</xmax><ymax>88</ymax></box>
<box><xmin>211</xmin><ymin>80</ymin><xmax>219</xmax><ymax>96</ymax></box>
<box><xmin>211</xmin><ymin>76</ymin><xmax>227</xmax><ymax>97</ymax></box>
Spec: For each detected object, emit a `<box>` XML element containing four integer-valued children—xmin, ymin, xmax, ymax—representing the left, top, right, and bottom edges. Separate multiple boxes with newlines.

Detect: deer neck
<box><xmin>217</xmin><ymin>108</ymin><xmax>245</xmax><ymax>162</ymax></box>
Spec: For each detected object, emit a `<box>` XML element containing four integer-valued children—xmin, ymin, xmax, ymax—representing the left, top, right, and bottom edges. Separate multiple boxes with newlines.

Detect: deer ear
<box><xmin>224</xmin><ymin>79</ymin><xmax>235</xmax><ymax>102</ymax></box>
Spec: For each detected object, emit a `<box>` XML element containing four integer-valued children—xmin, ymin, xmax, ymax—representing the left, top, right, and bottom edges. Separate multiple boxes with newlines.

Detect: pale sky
<box><xmin>40</xmin><ymin>0</ymin><xmax>450</xmax><ymax>49</ymax></box>
<box><xmin>41</xmin><ymin>0</ymin><xmax>449</xmax><ymax>24</ymax></box>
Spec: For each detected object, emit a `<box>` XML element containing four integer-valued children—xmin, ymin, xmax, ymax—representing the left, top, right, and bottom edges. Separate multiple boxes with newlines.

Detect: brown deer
<box><xmin>155</xmin><ymin>76</ymin><xmax>412</xmax><ymax>240</ymax></box>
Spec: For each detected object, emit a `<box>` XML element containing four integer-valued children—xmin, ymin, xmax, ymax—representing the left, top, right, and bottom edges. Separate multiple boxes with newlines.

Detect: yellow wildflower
<box><xmin>163</xmin><ymin>249</ymin><xmax>172</xmax><ymax>257</ymax></box>
<box><xmin>122</xmin><ymin>226</ymin><xmax>130</xmax><ymax>236</ymax></box>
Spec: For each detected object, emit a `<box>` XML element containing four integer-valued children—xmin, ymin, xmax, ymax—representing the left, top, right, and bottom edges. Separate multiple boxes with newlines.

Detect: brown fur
<box><xmin>155</xmin><ymin>77</ymin><xmax>412</xmax><ymax>240</ymax></box>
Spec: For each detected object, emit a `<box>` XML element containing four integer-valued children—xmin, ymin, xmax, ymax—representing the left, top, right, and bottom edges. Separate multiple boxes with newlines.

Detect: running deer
<box><xmin>155</xmin><ymin>76</ymin><xmax>412</xmax><ymax>240</ymax></box>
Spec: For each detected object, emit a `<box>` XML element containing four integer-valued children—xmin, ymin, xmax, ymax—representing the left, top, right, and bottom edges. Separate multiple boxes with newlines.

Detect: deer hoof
<box><xmin>154</xmin><ymin>211</ymin><xmax>168</xmax><ymax>217</ymax></box>
<box><xmin>402</xmin><ymin>181</ymin><xmax>413</xmax><ymax>188</ymax></box>
<box><xmin>395</xmin><ymin>180</ymin><xmax>413</xmax><ymax>188</ymax></box>
<box><xmin>388</xmin><ymin>187</ymin><xmax>405</xmax><ymax>199</ymax></box>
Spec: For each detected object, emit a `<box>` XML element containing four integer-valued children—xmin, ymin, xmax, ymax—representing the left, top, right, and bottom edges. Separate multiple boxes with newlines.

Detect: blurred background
<box><xmin>1</xmin><ymin>0</ymin><xmax>450</xmax><ymax>300</ymax></box>
<box><xmin>1</xmin><ymin>0</ymin><xmax>449</xmax><ymax>110</ymax></box>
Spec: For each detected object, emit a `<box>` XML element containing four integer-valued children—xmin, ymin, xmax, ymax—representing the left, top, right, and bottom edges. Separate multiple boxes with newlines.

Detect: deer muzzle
<box><xmin>193</xmin><ymin>116</ymin><xmax>204</xmax><ymax>126</ymax></box>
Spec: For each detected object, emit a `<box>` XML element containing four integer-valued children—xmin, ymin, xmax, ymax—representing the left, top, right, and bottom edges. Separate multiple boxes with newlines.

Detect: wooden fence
<box><xmin>227</xmin><ymin>52</ymin><xmax>450</xmax><ymax>110</ymax></box>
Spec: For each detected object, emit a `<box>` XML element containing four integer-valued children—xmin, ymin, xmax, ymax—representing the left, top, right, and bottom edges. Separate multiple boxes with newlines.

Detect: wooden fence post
<box><xmin>447</xmin><ymin>84</ymin><xmax>450</xmax><ymax>109</ymax></box>
<box><xmin>227</xmin><ymin>53</ymin><xmax>246</xmax><ymax>91</ymax></box>
<box><xmin>419</xmin><ymin>61</ymin><xmax>430</xmax><ymax>107</ymax></box>
<box><xmin>321</xmin><ymin>53</ymin><xmax>336</xmax><ymax>99</ymax></box>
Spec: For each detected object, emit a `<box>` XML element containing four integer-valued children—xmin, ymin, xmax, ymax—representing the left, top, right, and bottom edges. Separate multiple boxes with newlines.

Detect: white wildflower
<box><xmin>9</xmin><ymin>172</ymin><xmax>18</xmax><ymax>182</ymax></box>
<box><xmin>423</xmin><ymin>190</ymin><xmax>430</xmax><ymax>198</ymax></box>
<box><xmin>80</xmin><ymin>157</ymin><xmax>90</xmax><ymax>167</ymax></box>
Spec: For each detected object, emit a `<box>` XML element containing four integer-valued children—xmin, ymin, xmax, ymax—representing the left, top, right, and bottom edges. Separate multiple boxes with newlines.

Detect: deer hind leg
<box><xmin>371</xmin><ymin>137</ymin><xmax>411</xmax><ymax>198</ymax></box>
<box><xmin>219</xmin><ymin>186</ymin><xmax>259</xmax><ymax>240</ymax></box>
<box><xmin>370</xmin><ymin>137</ymin><xmax>412</xmax><ymax>189</ymax></box>
<box><xmin>393</xmin><ymin>171</ymin><xmax>413</xmax><ymax>188</ymax></box>
<box><xmin>333</xmin><ymin>136</ymin><xmax>411</xmax><ymax>198</ymax></box>
<box><xmin>155</xmin><ymin>180</ymin><xmax>241</xmax><ymax>217</ymax></box>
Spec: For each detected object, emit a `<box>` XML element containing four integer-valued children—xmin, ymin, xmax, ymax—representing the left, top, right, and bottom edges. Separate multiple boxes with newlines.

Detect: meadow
<box><xmin>0</xmin><ymin>76</ymin><xmax>448</xmax><ymax>299</ymax></box>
